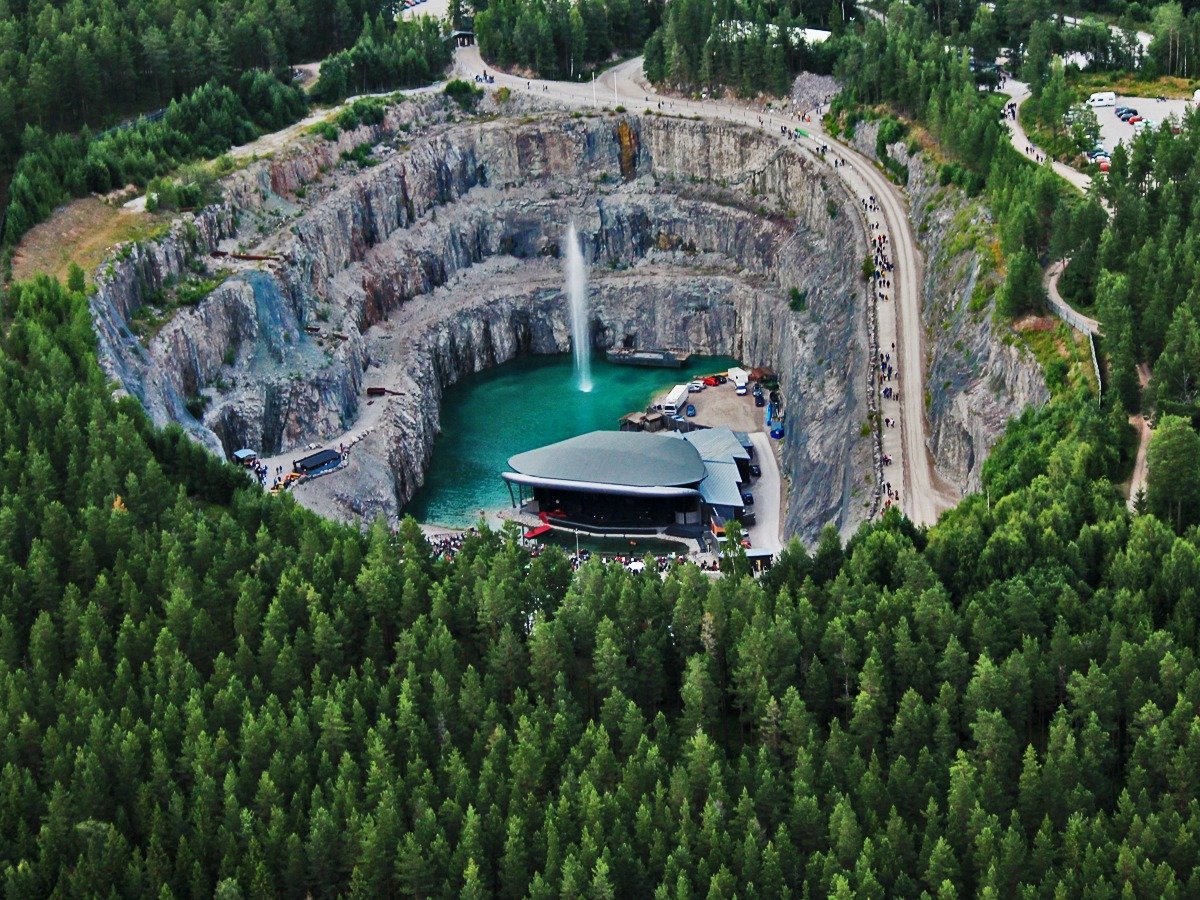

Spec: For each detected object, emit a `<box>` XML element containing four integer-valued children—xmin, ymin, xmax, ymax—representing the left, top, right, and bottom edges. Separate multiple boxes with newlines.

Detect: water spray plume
<box><xmin>565</xmin><ymin>221</ymin><xmax>592</xmax><ymax>393</ymax></box>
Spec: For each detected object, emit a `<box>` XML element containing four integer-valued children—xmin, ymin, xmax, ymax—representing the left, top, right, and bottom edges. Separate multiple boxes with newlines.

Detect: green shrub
<box><xmin>444</xmin><ymin>79</ymin><xmax>484</xmax><ymax>111</ymax></box>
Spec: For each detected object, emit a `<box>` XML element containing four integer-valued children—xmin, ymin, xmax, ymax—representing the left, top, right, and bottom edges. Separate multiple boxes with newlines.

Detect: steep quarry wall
<box><xmin>851</xmin><ymin>121</ymin><xmax>1048</xmax><ymax>494</ymax></box>
<box><xmin>90</xmin><ymin>103</ymin><xmax>873</xmax><ymax>541</ymax></box>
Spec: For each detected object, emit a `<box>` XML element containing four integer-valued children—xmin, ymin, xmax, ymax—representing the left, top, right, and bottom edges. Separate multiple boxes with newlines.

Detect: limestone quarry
<box><xmin>87</xmin><ymin>91</ymin><xmax>1039</xmax><ymax>542</ymax></box>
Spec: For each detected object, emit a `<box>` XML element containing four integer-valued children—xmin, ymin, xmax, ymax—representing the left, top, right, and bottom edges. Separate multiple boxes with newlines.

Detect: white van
<box><xmin>1087</xmin><ymin>91</ymin><xmax>1116</xmax><ymax>108</ymax></box>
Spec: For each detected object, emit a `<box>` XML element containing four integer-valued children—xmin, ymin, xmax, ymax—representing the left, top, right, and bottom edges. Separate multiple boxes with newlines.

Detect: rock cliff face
<box><xmin>851</xmin><ymin>121</ymin><xmax>1048</xmax><ymax>493</ymax></box>
<box><xmin>90</xmin><ymin>103</ymin><xmax>874</xmax><ymax>541</ymax></box>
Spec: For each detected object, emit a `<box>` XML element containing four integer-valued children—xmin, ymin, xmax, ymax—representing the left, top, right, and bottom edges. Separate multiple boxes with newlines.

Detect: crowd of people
<box><xmin>428</xmin><ymin>530</ymin><xmax>472</xmax><ymax>560</ymax></box>
<box><xmin>860</xmin><ymin>188</ymin><xmax>905</xmax><ymax>519</ymax></box>
<box><xmin>247</xmin><ymin>460</ymin><xmax>271</xmax><ymax>488</ymax></box>
<box><xmin>883</xmin><ymin>477</ymin><xmax>901</xmax><ymax>509</ymax></box>
<box><xmin>423</xmin><ymin>528</ymin><xmax>730</xmax><ymax>574</ymax></box>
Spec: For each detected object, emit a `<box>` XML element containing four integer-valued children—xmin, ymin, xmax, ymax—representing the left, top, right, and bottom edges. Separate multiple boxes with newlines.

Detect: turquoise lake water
<box><xmin>405</xmin><ymin>353</ymin><xmax>739</xmax><ymax>527</ymax></box>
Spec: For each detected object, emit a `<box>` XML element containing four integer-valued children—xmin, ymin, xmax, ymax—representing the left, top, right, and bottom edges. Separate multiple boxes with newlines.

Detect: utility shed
<box><xmin>293</xmin><ymin>449</ymin><xmax>342</xmax><ymax>474</ymax></box>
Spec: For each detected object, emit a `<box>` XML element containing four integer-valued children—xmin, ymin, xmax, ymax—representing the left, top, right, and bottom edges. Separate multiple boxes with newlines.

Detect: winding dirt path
<box><xmin>999</xmin><ymin>78</ymin><xmax>1094</xmax><ymax>193</ymax></box>
<box><xmin>1044</xmin><ymin>258</ymin><xmax>1101</xmax><ymax>335</ymax></box>
<box><xmin>1127</xmin><ymin>363</ymin><xmax>1152</xmax><ymax>509</ymax></box>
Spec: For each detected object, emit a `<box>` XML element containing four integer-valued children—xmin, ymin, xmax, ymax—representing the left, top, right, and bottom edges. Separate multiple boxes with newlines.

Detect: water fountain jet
<box><xmin>564</xmin><ymin>221</ymin><xmax>592</xmax><ymax>393</ymax></box>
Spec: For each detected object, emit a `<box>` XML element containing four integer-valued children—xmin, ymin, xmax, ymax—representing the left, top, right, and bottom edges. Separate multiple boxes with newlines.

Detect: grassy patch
<box><xmin>944</xmin><ymin>202</ymin><xmax>994</xmax><ymax>261</ymax></box>
<box><xmin>1014</xmin><ymin>319</ymin><xmax>1096</xmax><ymax>397</ymax></box>
<box><xmin>1066</xmin><ymin>69</ymin><xmax>1195</xmax><ymax>100</ymax></box>
<box><xmin>11</xmin><ymin>198</ymin><xmax>170</xmax><ymax>285</ymax></box>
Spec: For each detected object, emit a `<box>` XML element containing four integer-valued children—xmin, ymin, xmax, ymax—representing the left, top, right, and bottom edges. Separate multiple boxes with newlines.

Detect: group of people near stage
<box><xmin>423</xmin><ymin>528</ymin><xmax>725</xmax><ymax>573</ymax></box>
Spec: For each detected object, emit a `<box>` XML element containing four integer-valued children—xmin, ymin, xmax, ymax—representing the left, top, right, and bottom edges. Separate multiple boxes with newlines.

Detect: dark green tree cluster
<box><xmin>0</xmin><ymin>0</ymin><xmax>464</xmax><ymax>255</ymax></box>
<box><xmin>1043</xmin><ymin>109</ymin><xmax>1200</xmax><ymax>418</ymax></box>
<box><xmin>0</xmin><ymin>0</ymin><xmax>389</xmax><ymax>160</ymax></box>
<box><xmin>643</xmin><ymin>0</ymin><xmax>849</xmax><ymax>97</ymax></box>
<box><xmin>3</xmin><ymin>74</ymin><xmax>307</xmax><ymax>244</ymax></box>
<box><xmin>833</xmin><ymin>7</ymin><xmax>1089</xmax><ymax>318</ymax></box>
<box><xmin>476</xmin><ymin>0</ymin><xmax>659</xmax><ymax>80</ymax></box>
<box><xmin>1144</xmin><ymin>2</ymin><xmax>1200</xmax><ymax>76</ymax></box>
<box><xmin>312</xmin><ymin>16</ymin><xmax>453</xmax><ymax>104</ymax></box>
<box><xmin>1</xmin><ymin>273</ymin><xmax>1200</xmax><ymax>895</ymax></box>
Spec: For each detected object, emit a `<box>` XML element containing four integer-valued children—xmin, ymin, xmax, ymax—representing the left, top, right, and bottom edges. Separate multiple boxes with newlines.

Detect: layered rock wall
<box><xmin>90</xmin><ymin>107</ymin><xmax>873</xmax><ymax>540</ymax></box>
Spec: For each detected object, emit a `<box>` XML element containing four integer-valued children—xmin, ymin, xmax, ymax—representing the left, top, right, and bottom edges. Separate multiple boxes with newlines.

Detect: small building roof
<box><xmin>508</xmin><ymin>431</ymin><xmax>706</xmax><ymax>487</ymax></box>
<box><xmin>232</xmin><ymin>449</ymin><xmax>258</xmax><ymax>461</ymax></box>
<box><xmin>295</xmin><ymin>448</ymin><xmax>341</xmax><ymax>472</ymax></box>
<box><xmin>698</xmin><ymin>460</ymin><xmax>746</xmax><ymax>508</ymax></box>
<box><xmin>666</xmin><ymin>426</ymin><xmax>750</xmax><ymax>461</ymax></box>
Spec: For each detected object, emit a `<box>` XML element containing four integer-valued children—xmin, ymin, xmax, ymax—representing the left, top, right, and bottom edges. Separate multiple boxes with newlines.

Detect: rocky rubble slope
<box><xmin>90</xmin><ymin>99</ymin><xmax>874</xmax><ymax>541</ymax></box>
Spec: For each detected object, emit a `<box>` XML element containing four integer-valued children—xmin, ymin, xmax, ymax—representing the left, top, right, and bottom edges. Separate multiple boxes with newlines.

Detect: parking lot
<box><xmin>680</xmin><ymin>379</ymin><xmax>767</xmax><ymax>434</ymax></box>
<box><xmin>1094</xmin><ymin>94</ymin><xmax>1192</xmax><ymax>153</ymax></box>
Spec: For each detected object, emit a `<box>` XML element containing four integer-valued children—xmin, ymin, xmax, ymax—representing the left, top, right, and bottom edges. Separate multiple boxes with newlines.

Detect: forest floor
<box><xmin>11</xmin><ymin>197</ymin><xmax>169</xmax><ymax>284</ymax></box>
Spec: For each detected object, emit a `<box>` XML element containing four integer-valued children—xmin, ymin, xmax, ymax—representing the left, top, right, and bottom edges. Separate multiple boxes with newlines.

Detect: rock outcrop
<box><xmin>90</xmin><ymin>102</ymin><xmax>874</xmax><ymax>541</ymax></box>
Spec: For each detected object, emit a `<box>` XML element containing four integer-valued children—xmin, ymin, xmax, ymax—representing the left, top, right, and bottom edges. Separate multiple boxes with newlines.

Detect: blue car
<box><xmin>685</xmin><ymin>403</ymin><xmax>697</xmax><ymax>417</ymax></box>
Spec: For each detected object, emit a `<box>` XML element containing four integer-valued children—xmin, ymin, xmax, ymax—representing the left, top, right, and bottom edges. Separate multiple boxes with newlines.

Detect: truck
<box><xmin>727</xmin><ymin>366</ymin><xmax>751</xmax><ymax>395</ymax></box>
<box><xmin>662</xmin><ymin>384</ymin><xmax>689</xmax><ymax>416</ymax></box>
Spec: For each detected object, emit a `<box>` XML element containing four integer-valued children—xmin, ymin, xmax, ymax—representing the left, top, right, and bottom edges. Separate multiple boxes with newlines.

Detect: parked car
<box><xmin>1118</xmin><ymin>108</ymin><xmax>1138</xmax><ymax>121</ymax></box>
<box><xmin>755</xmin><ymin>394</ymin><xmax>765</xmax><ymax>407</ymax></box>
<box><xmin>685</xmin><ymin>403</ymin><xmax>696</xmax><ymax>417</ymax></box>
<box><xmin>1115</xmin><ymin>106</ymin><xmax>1133</xmax><ymax>116</ymax></box>
<box><xmin>740</xmin><ymin>512</ymin><xmax>756</xmax><ymax>526</ymax></box>
<box><xmin>736</xmin><ymin>384</ymin><xmax>748</xmax><ymax>395</ymax></box>
<box><xmin>741</xmin><ymin>491</ymin><xmax>755</xmax><ymax>506</ymax></box>
<box><xmin>749</xmin><ymin>463</ymin><xmax>761</xmax><ymax>478</ymax></box>
<box><xmin>702</xmin><ymin>376</ymin><xmax>721</xmax><ymax>386</ymax></box>
<box><xmin>1128</xmin><ymin>115</ymin><xmax>1143</xmax><ymax>124</ymax></box>
<box><xmin>687</xmin><ymin>381</ymin><xmax>704</xmax><ymax>393</ymax></box>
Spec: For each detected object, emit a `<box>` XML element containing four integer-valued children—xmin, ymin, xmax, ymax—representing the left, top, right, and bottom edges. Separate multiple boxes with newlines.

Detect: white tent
<box><xmin>727</xmin><ymin>367</ymin><xmax>750</xmax><ymax>387</ymax></box>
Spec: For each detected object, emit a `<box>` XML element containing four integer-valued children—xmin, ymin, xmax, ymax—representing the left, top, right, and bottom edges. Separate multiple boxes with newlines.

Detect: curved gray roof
<box><xmin>509</xmin><ymin>431</ymin><xmax>706</xmax><ymax>487</ymax></box>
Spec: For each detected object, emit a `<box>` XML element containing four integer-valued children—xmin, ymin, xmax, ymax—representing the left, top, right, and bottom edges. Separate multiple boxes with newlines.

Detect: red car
<box><xmin>702</xmin><ymin>376</ymin><xmax>721</xmax><ymax>386</ymax></box>
<box><xmin>1128</xmin><ymin>115</ymin><xmax>1143</xmax><ymax>124</ymax></box>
